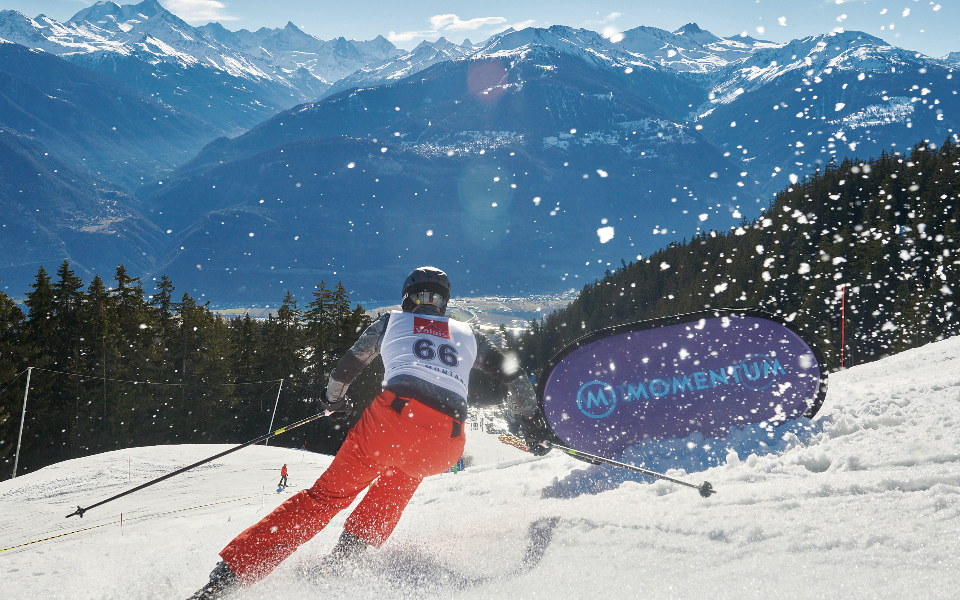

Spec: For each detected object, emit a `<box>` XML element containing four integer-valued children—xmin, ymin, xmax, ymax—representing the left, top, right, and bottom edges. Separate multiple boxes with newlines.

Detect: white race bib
<box><xmin>380</xmin><ymin>311</ymin><xmax>478</xmax><ymax>400</ymax></box>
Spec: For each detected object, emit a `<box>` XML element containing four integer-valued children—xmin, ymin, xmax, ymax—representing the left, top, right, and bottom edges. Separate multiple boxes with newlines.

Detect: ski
<box><xmin>298</xmin><ymin>517</ymin><xmax>560</xmax><ymax>590</ymax></box>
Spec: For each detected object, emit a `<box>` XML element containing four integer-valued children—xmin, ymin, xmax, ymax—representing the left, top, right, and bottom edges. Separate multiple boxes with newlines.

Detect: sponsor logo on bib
<box><xmin>414</xmin><ymin>316</ymin><xmax>450</xmax><ymax>339</ymax></box>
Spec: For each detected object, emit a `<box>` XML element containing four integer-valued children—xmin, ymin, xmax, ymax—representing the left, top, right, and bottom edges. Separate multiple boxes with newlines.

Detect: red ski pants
<box><xmin>219</xmin><ymin>391</ymin><xmax>465</xmax><ymax>584</ymax></box>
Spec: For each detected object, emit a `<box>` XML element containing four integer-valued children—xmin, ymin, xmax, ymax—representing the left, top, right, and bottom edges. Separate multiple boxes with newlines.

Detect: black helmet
<box><xmin>401</xmin><ymin>266</ymin><xmax>451</xmax><ymax>315</ymax></box>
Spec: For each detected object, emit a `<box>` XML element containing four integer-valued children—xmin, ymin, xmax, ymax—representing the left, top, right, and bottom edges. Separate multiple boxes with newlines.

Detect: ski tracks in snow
<box><xmin>293</xmin><ymin>517</ymin><xmax>562</xmax><ymax>597</ymax></box>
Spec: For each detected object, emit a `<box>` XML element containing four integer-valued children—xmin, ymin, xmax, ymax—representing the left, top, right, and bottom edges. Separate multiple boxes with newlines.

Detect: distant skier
<box><xmin>278</xmin><ymin>464</ymin><xmax>287</xmax><ymax>488</ymax></box>
<box><xmin>188</xmin><ymin>266</ymin><xmax>553</xmax><ymax>599</ymax></box>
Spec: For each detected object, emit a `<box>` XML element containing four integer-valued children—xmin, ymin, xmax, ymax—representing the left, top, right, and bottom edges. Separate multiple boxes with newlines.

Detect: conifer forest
<box><xmin>513</xmin><ymin>139</ymin><xmax>959</xmax><ymax>376</ymax></box>
<box><xmin>0</xmin><ymin>274</ymin><xmax>376</xmax><ymax>477</ymax></box>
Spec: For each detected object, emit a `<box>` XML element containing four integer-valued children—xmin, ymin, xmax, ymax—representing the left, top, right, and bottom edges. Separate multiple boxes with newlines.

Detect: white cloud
<box><xmin>778</xmin><ymin>16</ymin><xmax>787</xmax><ymax>26</ymax></box>
<box><xmin>387</xmin><ymin>30</ymin><xmax>423</xmax><ymax>42</ymax></box>
<box><xmin>506</xmin><ymin>19</ymin><xmax>536</xmax><ymax>31</ymax></box>
<box><xmin>391</xmin><ymin>13</ymin><xmax>516</xmax><ymax>44</ymax></box>
<box><xmin>428</xmin><ymin>14</ymin><xmax>459</xmax><ymax>29</ymax></box>
<box><xmin>585</xmin><ymin>12</ymin><xmax>622</xmax><ymax>26</ymax></box>
<box><xmin>484</xmin><ymin>19</ymin><xmax>536</xmax><ymax>37</ymax></box>
<box><xmin>162</xmin><ymin>0</ymin><xmax>237</xmax><ymax>22</ymax></box>
<box><xmin>429</xmin><ymin>14</ymin><xmax>507</xmax><ymax>32</ymax></box>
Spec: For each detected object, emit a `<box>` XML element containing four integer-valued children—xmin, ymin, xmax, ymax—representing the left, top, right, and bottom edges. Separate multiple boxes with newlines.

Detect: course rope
<box><xmin>33</xmin><ymin>366</ymin><xmax>282</xmax><ymax>387</ymax></box>
<box><xmin>0</xmin><ymin>488</ymin><xmax>295</xmax><ymax>554</ymax></box>
<box><xmin>0</xmin><ymin>368</ymin><xmax>27</xmax><ymax>397</ymax></box>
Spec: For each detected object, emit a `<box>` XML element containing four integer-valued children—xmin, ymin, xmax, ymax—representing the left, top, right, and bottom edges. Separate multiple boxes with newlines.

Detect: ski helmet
<box><xmin>401</xmin><ymin>266</ymin><xmax>451</xmax><ymax>314</ymax></box>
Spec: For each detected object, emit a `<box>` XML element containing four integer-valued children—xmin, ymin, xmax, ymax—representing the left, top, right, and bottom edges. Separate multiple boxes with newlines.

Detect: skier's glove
<box><xmin>319</xmin><ymin>388</ymin><xmax>353</xmax><ymax>421</ymax></box>
<box><xmin>519</xmin><ymin>413</ymin><xmax>554</xmax><ymax>456</ymax></box>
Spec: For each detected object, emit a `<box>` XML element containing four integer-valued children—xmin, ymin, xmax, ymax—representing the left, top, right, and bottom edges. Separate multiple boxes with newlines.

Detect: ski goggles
<box><xmin>404</xmin><ymin>291</ymin><xmax>448</xmax><ymax>312</ymax></box>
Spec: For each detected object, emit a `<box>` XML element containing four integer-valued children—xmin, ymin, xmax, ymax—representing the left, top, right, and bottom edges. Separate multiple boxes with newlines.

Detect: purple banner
<box><xmin>539</xmin><ymin>310</ymin><xmax>827</xmax><ymax>457</ymax></box>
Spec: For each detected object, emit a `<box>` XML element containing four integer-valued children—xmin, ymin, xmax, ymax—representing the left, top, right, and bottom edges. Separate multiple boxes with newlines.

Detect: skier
<box><xmin>188</xmin><ymin>266</ymin><xmax>553</xmax><ymax>599</ymax></box>
<box><xmin>278</xmin><ymin>464</ymin><xmax>287</xmax><ymax>488</ymax></box>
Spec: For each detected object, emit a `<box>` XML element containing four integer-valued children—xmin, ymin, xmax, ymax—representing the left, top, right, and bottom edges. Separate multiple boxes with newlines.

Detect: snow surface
<box><xmin>2</xmin><ymin>337</ymin><xmax>959</xmax><ymax>599</ymax></box>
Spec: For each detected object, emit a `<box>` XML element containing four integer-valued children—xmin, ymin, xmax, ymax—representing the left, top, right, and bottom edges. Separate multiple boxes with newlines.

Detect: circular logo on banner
<box><xmin>739</xmin><ymin>353</ymin><xmax>779</xmax><ymax>391</ymax></box>
<box><xmin>576</xmin><ymin>381</ymin><xmax>617</xmax><ymax>419</ymax></box>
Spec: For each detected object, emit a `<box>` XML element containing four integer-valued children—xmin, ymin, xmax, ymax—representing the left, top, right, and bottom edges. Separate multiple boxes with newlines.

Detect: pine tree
<box><xmin>51</xmin><ymin>261</ymin><xmax>85</xmax><ymax>364</ymax></box>
<box><xmin>77</xmin><ymin>275</ymin><xmax>122</xmax><ymax>455</ymax></box>
<box><xmin>329</xmin><ymin>282</ymin><xmax>355</xmax><ymax>359</ymax></box>
<box><xmin>0</xmin><ymin>286</ymin><xmax>28</xmax><ymax>473</ymax></box>
<box><xmin>24</xmin><ymin>266</ymin><xmax>55</xmax><ymax>369</ymax></box>
<box><xmin>230</xmin><ymin>313</ymin><xmax>265</xmax><ymax>441</ymax></box>
<box><xmin>254</xmin><ymin>292</ymin><xmax>305</xmax><ymax>441</ymax></box>
<box><xmin>51</xmin><ymin>261</ymin><xmax>86</xmax><ymax>457</ymax></box>
<box><xmin>304</xmin><ymin>281</ymin><xmax>334</xmax><ymax>387</ymax></box>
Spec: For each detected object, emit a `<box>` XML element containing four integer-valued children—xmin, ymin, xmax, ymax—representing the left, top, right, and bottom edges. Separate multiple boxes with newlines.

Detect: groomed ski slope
<box><xmin>2</xmin><ymin>336</ymin><xmax>959</xmax><ymax>600</ymax></box>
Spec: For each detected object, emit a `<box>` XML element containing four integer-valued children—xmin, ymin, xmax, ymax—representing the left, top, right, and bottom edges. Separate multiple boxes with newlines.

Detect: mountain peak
<box><xmin>670</xmin><ymin>22</ymin><xmax>723</xmax><ymax>46</ymax></box>
<box><xmin>135</xmin><ymin>0</ymin><xmax>164</xmax><ymax>12</ymax></box>
<box><xmin>69</xmin><ymin>1</ymin><xmax>120</xmax><ymax>23</ymax></box>
<box><xmin>69</xmin><ymin>0</ymin><xmax>166</xmax><ymax>24</ymax></box>
<box><xmin>674</xmin><ymin>23</ymin><xmax>704</xmax><ymax>35</ymax></box>
<box><xmin>202</xmin><ymin>21</ymin><xmax>230</xmax><ymax>35</ymax></box>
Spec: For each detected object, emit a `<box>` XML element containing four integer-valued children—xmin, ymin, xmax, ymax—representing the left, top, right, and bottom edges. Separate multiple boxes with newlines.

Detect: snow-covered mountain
<box><xmin>473</xmin><ymin>23</ymin><xmax>777</xmax><ymax>75</ymax></box>
<box><xmin>615</xmin><ymin>23</ymin><xmax>778</xmax><ymax>73</ymax></box>
<box><xmin>2</xmin><ymin>5</ymin><xmax>957</xmax><ymax>305</ymax></box>
<box><xmin>688</xmin><ymin>28</ymin><xmax>956</xmax><ymax>198</ymax></box>
<box><xmin>219</xmin><ymin>23</ymin><xmax>958</xmax><ymax>201</ymax></box>
<box><xmin>0</xmin><ymin>0</ymin><xmax>401</xmax><ymax>103</ymax></box>
<box><xmin>136</xmin><ymin>44</ymin><xmax>735</xmax><ymax>303</ymax></box>
<box><xmin>320</xmin><ymin>23</ymin><xmax>778</xmax><ymax>100</ymax></box>
<box><xmin>195</xmin><ymin>21</ymin><xmax>402</xmax><ymax>88</ymax></box>
<box><xmin>124</xmin><ymin>18</ymin><xmax>959</xmax><ymax>304</ymax></box>
<box><xmin>701</xmin><ymin>31</ymin><xmax>926</xmax><ymax>107</ymax></box>
<box><xmin>317</xmin><ymin>22</ymin><xmax>951</xmax><ymax>156</ymax></box>
<box><xmin>322</xmin><ymin>37</ymin><xmax>474</xmax><ymax>98</ymax></box>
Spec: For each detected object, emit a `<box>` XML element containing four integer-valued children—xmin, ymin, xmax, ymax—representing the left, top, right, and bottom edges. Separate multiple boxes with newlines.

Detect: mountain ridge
<box><xmin>0</xmin><ymin>0</ymin><xmax>402</xmax><ymax>103</ymax></box>
<box><xmin>1</xmin><ymin>4</ymin><xmax>957</xmax><ymax>305</ymax></box>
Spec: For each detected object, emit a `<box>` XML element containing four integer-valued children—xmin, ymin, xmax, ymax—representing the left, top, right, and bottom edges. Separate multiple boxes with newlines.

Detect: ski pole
<box><xmin>66</xmin><ymin>410</ymin><xmax>330</xmax><ymax>519</ymax></box>
<box><xmin>547</xmin><ymin>442</ymin><xmax>716</xmax><ymax>498</ymax></box>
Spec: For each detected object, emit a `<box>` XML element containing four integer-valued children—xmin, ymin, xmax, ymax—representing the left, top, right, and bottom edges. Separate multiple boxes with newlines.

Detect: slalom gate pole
<box><xmin>841</xmin><ymin>284</ymin><xmax>846</xmax><ymax>369</ymax></box>
<box><xmin>11</xmin><ymin>367</ymin><xmax>33</xmax><ymax>480</ymax></box>
<box><xmin>65</xmin><ymin>409</ymin><xmax>329</xmax><ymax>519</ymax></box>
<box><xmin>264</xmin><ymin>379</ymin><xmax>284</xmax><ymax>446</ymax></box>
<box><xmin>548</xmin><ymin>442</ymin><xmax>716</xmax><ymax>498</ymax></box>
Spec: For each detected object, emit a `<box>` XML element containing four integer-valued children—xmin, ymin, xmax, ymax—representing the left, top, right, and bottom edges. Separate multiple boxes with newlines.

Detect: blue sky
<box><xmin>7</xmin><ymin>0</ymin><xmax>959</xmax><ymax>56</ymax></box>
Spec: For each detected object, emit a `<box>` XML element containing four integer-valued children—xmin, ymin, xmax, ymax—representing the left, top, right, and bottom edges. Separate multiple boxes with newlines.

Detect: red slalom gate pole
<box><xmin>840</xmin><ymin>284</ymin><xmax>846</xmax><ymax>369</ymax></box>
